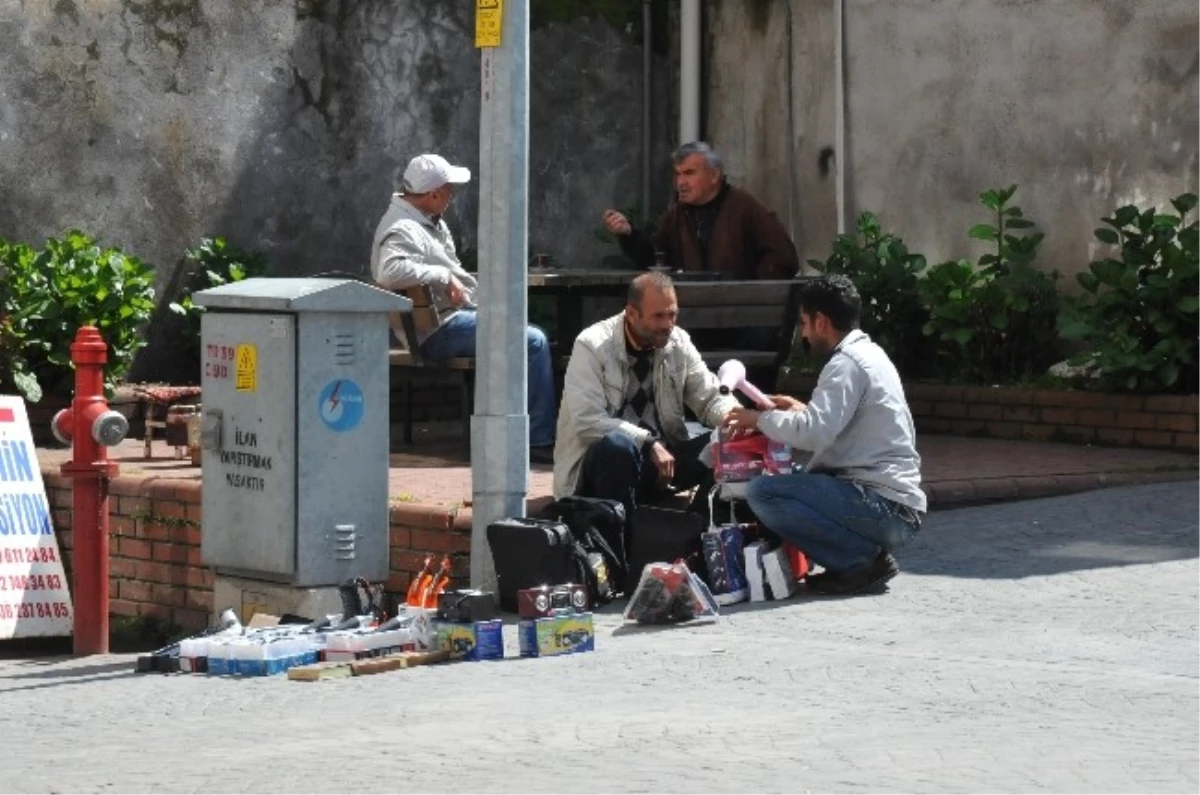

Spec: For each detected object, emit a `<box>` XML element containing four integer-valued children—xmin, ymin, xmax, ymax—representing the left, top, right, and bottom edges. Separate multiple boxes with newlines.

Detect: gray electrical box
<box><xmin>194</xmin><ymin>278</ymin><xmax>411</xmax><ymax>587</ymax></box>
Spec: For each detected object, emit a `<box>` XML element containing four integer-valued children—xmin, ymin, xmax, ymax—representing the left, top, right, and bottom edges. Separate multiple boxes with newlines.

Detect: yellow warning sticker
<box><xmin>235</xmin><ymin>344</ymin><xmax>257</xmax><ymax>392</ymax></box>
<box><xmin>475</xmin><ymin>0</ymin><xmax>502</xmax><ymax>48</ymax></box>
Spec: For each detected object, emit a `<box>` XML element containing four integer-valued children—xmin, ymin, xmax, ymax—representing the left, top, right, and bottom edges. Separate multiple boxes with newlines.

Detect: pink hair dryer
<box><xmin>717</xmin><ymin>359</ymin><xmax>772</xmax><ymax>409</ymax></box>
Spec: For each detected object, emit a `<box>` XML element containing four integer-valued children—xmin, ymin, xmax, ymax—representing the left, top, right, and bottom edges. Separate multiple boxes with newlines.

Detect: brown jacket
<box><xmin>618</xmin><ymin>183</ymin><xmax>799</xmax><ymax>280</ymax></box>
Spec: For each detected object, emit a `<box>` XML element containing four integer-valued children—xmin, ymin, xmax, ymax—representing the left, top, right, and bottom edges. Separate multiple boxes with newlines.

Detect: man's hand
<box><xmin>602</xmin><ymin>209</ymin><xmax>632</xmax><ymax>236</ymax></box>
<box><xmin>446</xmin><ymin>275</ymin><xmax>467</xmax><ymax>307</ymax></box>
<box><xmin>647</xmin><ymin>441</ymin><xmax>675</xmax><ymax>484</ymax></box>
<box><xmin>768</xmin><ymin>394</ymin><xmax>806</xmax><ymax>412</ymax></box>
<box><xmin>722</xmin><ymin>406</ymin><xmax>762</xmax><ymax>432</ymax></box>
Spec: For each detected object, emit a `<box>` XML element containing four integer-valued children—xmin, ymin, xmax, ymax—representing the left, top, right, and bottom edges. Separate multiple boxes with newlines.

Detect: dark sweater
<box><xmin>618</xmin><ymin>182</ymin><xmax>800</xmax><ymax>280</ymax></box>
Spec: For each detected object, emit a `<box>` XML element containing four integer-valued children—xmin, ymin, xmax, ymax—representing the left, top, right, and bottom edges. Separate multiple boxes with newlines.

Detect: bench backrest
<box><xmin>672</xmin><ymin>280</ymin><xmax>804</xmax><ymax>368</ymax></box>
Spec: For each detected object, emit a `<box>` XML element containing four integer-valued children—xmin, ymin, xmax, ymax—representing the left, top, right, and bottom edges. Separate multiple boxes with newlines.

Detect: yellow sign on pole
<box><xmin>475</xmin><ymin>0</ymin><xmax>502</xmax><ymax>48</ymax></box>
<box><xmin>235</xmin><ymin>343</ymin><xmax>257</xmax><ymax>392</ymax></box>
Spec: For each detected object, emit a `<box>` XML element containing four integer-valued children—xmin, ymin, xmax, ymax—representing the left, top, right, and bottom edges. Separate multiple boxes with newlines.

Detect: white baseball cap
<box><xmin>401</xmin><ymin>154</ymin><xmax>471</xmax><ymax>194</ymax></box>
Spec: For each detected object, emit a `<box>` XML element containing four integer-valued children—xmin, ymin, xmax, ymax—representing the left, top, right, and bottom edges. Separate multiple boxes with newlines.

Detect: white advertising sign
<box><xmin>0</xmin><ymin>397</ymin><xmax>73</xmax><ymax>638</ymax></box>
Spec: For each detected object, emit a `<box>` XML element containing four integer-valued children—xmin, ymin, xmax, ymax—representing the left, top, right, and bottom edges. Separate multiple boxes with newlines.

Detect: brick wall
<box><xmin>780</xmin><ymin>375</ymin><xmax>1198</xmax><ymax>453</ymax></box>
<box><xmin>44</xmin><ymin>470</ymin><xmax>476</xmax><ymax>632</ymax></box>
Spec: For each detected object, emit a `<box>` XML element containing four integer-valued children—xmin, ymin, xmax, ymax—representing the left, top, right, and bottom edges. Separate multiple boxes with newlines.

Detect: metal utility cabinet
<box><xmin>194</xmin><ymin>278</ymin><xmax>410</xmax><ymax>587</ymax></box>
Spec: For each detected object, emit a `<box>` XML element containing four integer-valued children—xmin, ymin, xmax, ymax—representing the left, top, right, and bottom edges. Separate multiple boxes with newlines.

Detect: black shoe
<box><xmin>808</xmin><ymin>552</ymin><xmax>898</xmax><ymax>595</ymax></box>
<box><xmin>529</xmin><ymin>446</ymin><xmax>555</xmax><ymax>465</ymax></box>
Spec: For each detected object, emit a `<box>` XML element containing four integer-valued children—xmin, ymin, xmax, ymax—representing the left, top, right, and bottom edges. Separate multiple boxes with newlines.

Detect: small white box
<box><xmin>762</xmin><ymin>547</ymin><xmax>798</xmax><ymax>600</ymax></box>
<box><xmin>743</xmin><ymin>541</ymin><xmax>767</xmax><ymax>602</ymax></box>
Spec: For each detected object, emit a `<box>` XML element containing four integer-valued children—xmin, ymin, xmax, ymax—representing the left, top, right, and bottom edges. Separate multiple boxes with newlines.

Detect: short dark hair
<box><xmin>627</xmin><ymin>271</ymin><xmax>675</xmax><ymax>309</ymax></box>
<box><xmin>798</xmin><ymin>274</ymin><xmax>861</xmax><ymax>332</ymax></box>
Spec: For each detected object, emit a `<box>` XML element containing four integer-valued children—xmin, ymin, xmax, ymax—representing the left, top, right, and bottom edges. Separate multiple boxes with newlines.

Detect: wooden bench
<box><xmin>565</xmin><ymin>277</ymin><xmax>806</xmax><ymax>392</ymax></box>
<box><xmin>386</xmin><ymin>285</ymin><xmax>474</xmax><ymax>450</ymax></box>
<box><xmin>673</xmin><ymin>280</ymin><xmax>805</xmax><ymax>389</ymax></box>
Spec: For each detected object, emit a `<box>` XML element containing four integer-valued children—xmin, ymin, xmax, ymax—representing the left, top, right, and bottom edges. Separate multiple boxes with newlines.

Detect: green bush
<box><xmin>1058</xmin><ymin>193</ymin><xmax>1199</xmax><ymax>392</ymax></box>
<box><xmin>0</xmin><ymin>230</ymin><xmax>156</xmax><ymax>402</ymax></box>
<box><xmin>169</xmin><ymin>237</ymin><xmax>270</xmax><ymax>365</ymax></box>
<box><xmin>919</xmin><ymin>186</ymin><xmax>1060</xmax><ymax>383</ymax></box>
<box><xmin>809</xmin><ymin>211</ymin><xmax>932</xmax><ymax>378</ymax></box>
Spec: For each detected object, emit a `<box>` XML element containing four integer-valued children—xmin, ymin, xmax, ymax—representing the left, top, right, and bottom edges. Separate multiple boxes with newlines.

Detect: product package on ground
<box><xmin>623</xmin><ymin>561</ymin><xmax>719</xmax><ymax>624</ymax></box>
<box><xmin>761</xmin><ymin>547</ymin><xmax>798</xmax><ymax>599</ymax></box>
<box><xmin>702</xmin><ymin>525</ymin><xmax>749</xmax><ymax>605</ymax></box>
<box><xmin>436</xmin><ymin>589</ymin><xmax>498</xmax><ymax>623</ymax></box>
<box><xmin>518</xmin><ymin>612</ymin><xmax>595</xmax><ymax>657</ymax></box>
<box><xmin>742</xmin><ymin>542</ymin><xmax>806</xmax><ymax>601</ymax></box>
<box><xmin>143</xmin><ymin>605</ymin><xmax>439</xmax><ymax>677</ymax></box>
<box><xmin>435</xmin><ymin>618</ymin><xmax>504</xmax><ymax>661</ymax></box>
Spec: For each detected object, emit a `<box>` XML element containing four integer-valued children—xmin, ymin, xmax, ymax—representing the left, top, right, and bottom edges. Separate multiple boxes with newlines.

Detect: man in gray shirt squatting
<box><xmin>722</xmin><ymin>274</ymin><xmax>926</xmax><ymax>595</ymax></box>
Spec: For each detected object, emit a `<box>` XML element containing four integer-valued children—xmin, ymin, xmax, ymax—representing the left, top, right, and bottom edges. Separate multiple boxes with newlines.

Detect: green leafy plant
<box><xmin>1058</xmin><ymin>193</ymin><xmax>1199</xmax><ymax>392</ymax></box>
<box><xmin>0</xmin><ymin>230</ymin><xmax>156</xmax><ymax>401</ymax></box>
<box><xmin>919</xmin><ymin>186</ymin><xmax>1060</xmax><ymax>383</ymax></box>
<box><xmin>809</xmin><ymin>211</ymin><xmax>932</xmax><ymax>377</ymax></box>
<box><xmin>169</xmin><ymin>237</ymin><xmax>269</xmax><ymax>359</ymax></box>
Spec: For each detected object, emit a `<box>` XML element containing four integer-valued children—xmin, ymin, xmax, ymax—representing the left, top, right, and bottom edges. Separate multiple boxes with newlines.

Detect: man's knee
<box><xmin>526</xmin><ymin>325</ymin><xmax>549</xmax><ymax>354</ymax></box>
<box><xmin>588</xmin><ymin>430</ymin><xmax>639</xmax><ymax>463</ymax></box>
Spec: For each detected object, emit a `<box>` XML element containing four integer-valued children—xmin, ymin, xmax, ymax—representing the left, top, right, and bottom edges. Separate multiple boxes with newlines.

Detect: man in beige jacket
<box><xmin>553</xmin><ymin>272</ymin><xmax>738</xmax><ymax>520</ymax></box>
<box><xmin>371</xmin><ymin>153</ymin><xmax>556</xmax><ymax>460</ymax></box>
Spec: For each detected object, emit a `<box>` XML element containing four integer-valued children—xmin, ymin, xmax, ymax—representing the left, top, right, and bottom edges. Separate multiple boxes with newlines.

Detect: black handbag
<box><xmin>538</xmin><ymin>496</ymin><xmax>629</xmax><ymax>600</ymax></box>
<box><xmin>486</xmin><ymin>517</ymin><xmax>581</xmax><ymax>613</ymax></box>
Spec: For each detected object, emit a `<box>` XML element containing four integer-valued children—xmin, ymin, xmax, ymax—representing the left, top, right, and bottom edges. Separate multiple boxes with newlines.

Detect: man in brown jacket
<box><xmin>602</xmin><ymin>141</ymin><xmax>799</xmax><ymax>281</ymax></box>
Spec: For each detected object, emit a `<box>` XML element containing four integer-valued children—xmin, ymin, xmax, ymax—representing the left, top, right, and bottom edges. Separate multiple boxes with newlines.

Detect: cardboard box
<box><xmin>436</xmin><ymin>619</ymin><xmax>504</xmax><ymax>661</ymax></box>
<box><xmin>518</xmin><ymin>613</ymin><xmax>594</xmax><ymax>658</ymax></box>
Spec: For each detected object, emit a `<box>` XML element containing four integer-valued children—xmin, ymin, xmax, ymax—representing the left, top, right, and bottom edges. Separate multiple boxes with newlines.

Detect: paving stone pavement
<box><xmin>1</xmin><ymin>481</ymin><xmax>1197</xmax><ymax>794</ymax></box>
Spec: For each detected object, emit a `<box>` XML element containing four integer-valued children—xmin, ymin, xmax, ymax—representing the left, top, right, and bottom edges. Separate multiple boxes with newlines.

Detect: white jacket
<box><xmin>370</xmin><ymin>195</ymin><xmax>479</xmax><ymax>346</ymax></box>
<box><xmin>756</xmin><ymin>329</ymin><xmax>927</xmax><ymax>512</ymax></box>
<box><xmin>552</xmin><ymin>313</ymin><xmax>739</xmax><ymax>499</ymax></box>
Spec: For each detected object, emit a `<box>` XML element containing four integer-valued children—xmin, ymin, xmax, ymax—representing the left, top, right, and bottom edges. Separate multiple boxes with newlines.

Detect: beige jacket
<box><xmin>370</xmin><ymin>195</ymin><xmax>478</xmax><ymax>346</ymax></box>
<box><xmin>552</xmin><ymin>313</ymin><xmax>739</xmax><ymax>499</ymax></box>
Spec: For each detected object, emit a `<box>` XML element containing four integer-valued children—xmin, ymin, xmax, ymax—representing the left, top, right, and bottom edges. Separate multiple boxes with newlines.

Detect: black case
<box><xmin>626</xmin><ymin>506</ymin><xmax>707</xmax><ymax>595</ymax></box>
<box><xmin>486</xmin><ymin>517</ymin><xmax>578</xmax><ymax>613</ymax></box>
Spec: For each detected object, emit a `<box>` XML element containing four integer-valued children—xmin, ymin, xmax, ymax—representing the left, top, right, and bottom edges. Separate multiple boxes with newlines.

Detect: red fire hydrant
<box><xmin>50</xmin><ymin>327</ymin><xmax>129</xmax><ymax>655</ymax></box>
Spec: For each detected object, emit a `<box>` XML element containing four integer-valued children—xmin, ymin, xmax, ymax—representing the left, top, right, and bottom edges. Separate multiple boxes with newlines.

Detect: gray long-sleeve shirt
<box><xmin>756</xmin><ymin>329</ymin><xmax>927</xmax><ymax>512</ymax></box>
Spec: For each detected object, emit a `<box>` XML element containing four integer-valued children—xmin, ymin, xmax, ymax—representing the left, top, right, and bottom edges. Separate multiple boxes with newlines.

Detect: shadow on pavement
<box><xmin>0</xmin><ymin>659</ymin><xmax>134</xmax><ymax>681</ymax></box>
<box><xmin>900</xmin><ymin>480</ymin><xmax>1200</xmax><ymax>580</ymax></box>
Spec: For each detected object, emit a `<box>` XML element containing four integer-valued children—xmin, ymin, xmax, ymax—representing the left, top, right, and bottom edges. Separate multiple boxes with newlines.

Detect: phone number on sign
<box><xmin>0</xmin><ymin>602</ymin><xmax>70</xmax><ymax>620</ymax></box>
<box><xmin>0</xmin><ymin>547</ymin><xmax>58</xmax><ymax>564</ymax></box>
<box><xmin>0</xmin><ymin>573</ymin><xmax>64</xmax><ymax>591</ymax></box>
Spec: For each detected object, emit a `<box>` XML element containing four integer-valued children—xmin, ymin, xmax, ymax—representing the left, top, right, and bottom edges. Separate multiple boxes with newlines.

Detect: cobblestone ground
<box><xmin>1</xmin><ymin>480</ymin><xmax>1196</xmax><ymax>794</ymax></box>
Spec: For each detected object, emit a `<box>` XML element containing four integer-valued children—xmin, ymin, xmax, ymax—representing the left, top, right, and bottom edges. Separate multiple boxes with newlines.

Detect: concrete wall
<box><xmin>706</xmin><ymin>0</ymin><xmax>837</xmax><ymax>269</ymax></box>
<box><xmin>0</xmin><ymin>0</ymin><xmax>670</xmax><ymax>379</ymax></box>
<box><xmin>707</xmin><ymin>0</ymin><xmax>1199</xmax><ymax>281</ymax></box>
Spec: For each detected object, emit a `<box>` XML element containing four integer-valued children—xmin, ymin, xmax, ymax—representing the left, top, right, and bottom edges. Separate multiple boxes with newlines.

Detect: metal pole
<box><xmin>642</xmin><ymin>0</ymin><xmax>653</xmax><ymax>217</ymax></box>
<box><xmin>471</xmin><ymin>0</ymin><xmax>530</xmax><ymax>591</ymax></box>
<box><xmin>834</xmin><ymin>0</ymin><xmax>847</xmax><ymax>234</ymax></box>
<box><xmin>680</xmin><ymin>0</ymin><xmax>701</xmax><ymax>143</ymax></box>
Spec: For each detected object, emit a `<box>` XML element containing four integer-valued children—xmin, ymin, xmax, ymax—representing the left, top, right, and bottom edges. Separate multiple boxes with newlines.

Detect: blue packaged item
<box><xmin>518</xmin><ymin>612</ymin><xmax>594</xmax><ymax>658</ymax></box>
<box><xmin>436</xmin><ymin>619</ymin><xmax>504</xmax><ymax>661</ymax></box>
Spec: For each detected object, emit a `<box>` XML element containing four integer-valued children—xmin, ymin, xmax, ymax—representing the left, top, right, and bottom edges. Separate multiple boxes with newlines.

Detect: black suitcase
<box><xmin>486</xmin><ymin>517</ymin><xmax>579</xmax><ymax>613</ymax></box>
<box><xmin>626</xmin><ymin>506</ymin><xmax>707</xmax><ymax>595</ymax></box>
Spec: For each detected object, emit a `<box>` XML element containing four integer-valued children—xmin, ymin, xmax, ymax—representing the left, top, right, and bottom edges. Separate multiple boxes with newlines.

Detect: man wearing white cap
<box><xmin>371</xmin><ymin>153</ymin><xmax>556</xmax><ymax>462</ymax></box>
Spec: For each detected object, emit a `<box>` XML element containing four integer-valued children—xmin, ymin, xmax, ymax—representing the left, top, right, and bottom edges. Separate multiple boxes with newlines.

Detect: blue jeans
<box><xmin>576</xmin><ymin>425</ymin><xmax>713</xmax><ymax>526</ymax></box>
<box><xmin>420</xmin><ymin>310</ymin><xmax>556</xmax><ymax>447</ymax></box>
<box><xmin>746</xmin><ymin>473</ymin><xmax>920</xmax><ymax>574</ymax></box>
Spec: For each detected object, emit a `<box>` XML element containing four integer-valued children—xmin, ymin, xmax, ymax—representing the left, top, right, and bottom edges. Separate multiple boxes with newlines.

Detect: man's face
<box><xmin>674</xmin><ymin>153</ymin><xmax>722</xmax><ymax>205</ymax></box>
<box><xmin>799</xmin><ymin>310</ymin><xmax>834</xmax><ymax>359</ymax></box>
<box><xmin>430</xmin><ymin>183</ymin><xmax>456</xmax><ymax>215</ymax></box>
<box><xmin>626</xmin><ymin>287</ymin><xmax>679</xmax><ymax>349</ymax></box>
